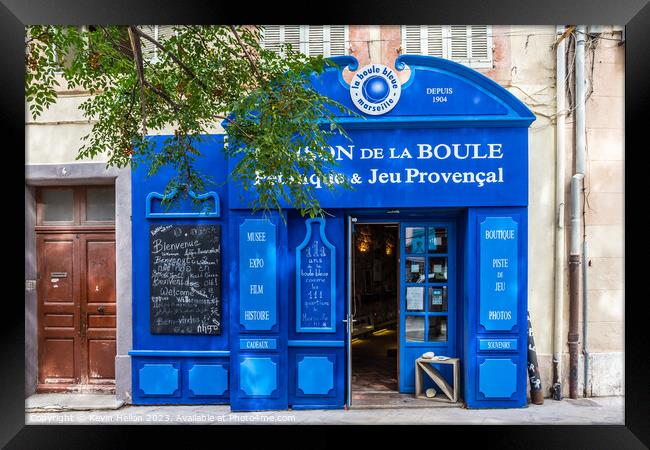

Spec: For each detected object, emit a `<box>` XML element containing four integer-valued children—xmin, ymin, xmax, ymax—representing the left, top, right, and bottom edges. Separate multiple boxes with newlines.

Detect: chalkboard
<box><xmin>296</xmin><ymin>219</ymin><xmax>336</xmax><ymax>332</ymax></box>
<box><xmin>150</xmin><ymin>224</ymin><xmax>221</xmax><ymax>334</ymax></box>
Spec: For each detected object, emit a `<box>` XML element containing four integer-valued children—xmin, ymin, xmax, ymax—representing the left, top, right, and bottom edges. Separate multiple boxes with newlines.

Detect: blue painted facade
<box><xmin>130</xmin><ymin>55</ymin><xmax>534</xmax><ymax>409</ymax></box>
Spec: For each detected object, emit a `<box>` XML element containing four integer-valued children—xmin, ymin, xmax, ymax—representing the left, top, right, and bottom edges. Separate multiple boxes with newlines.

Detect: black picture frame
<box><xmin>4</xmin><ymin>0</ymin><xmax>646</xmax><ymax>447</ymax></box>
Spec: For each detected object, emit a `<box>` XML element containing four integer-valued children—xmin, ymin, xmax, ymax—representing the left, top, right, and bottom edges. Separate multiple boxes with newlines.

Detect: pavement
<box><xmin>25</xmin><ymin>395</ymin><xmax>624</xmax><ymax>425</ymax></box>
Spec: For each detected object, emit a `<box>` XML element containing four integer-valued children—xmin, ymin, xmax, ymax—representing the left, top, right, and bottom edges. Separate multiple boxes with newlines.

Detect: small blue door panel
<box><xmin>287</xmin><ymin>211</ymin><xmax>345</xmax><ymax>409</ymax></box>
<box><xmin>138</xmin><ymin>362</ymin><xmax>180</xmax><ymax>397</ymax></box>
<box><xmin>238</xmin><ymin>355</ymin><xmax>279</xmax><ymax>397</ymax></box>
<box><xmin>478</xmin><ymin>357</ymin><xmax>518</xmax><ymax>400</ymax></box>
<box><xmin>188</xmin><ymin>364</ymin><xmax>229</xmax><ymax>397</ymax></box>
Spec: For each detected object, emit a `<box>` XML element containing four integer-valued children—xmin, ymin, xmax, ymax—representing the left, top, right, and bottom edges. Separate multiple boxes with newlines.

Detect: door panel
<box><xmin>399</xmin><ymin>221</ymin><xmax>456</xmax><ymax>393</ymax></box>
<box><xmin>37</xmin><ymin>232</ymin><xmax>116</xmax><ymax>391</ymax></box>
<box><xmin>41</xmin><ymin>338</ymin><xmax>76</xmax><ymax>382</ymax></box>
<box><xmin>80</xmin><ymin>235</ymin><xmax>116</xmax><ymax>387</ymax></box>
<box><xmin>88</xmin><ymin>339</ymin><xmax>116</xmax><ymax>381</ymax></box>
<box><xmin>287</xmin><ymin>214</ymin><xmax>345</xmax><ymax>409</ymax></box>
<box><xmin>37</xmin><ymin>234</ymin><xmax>80</xmax><ymax>386</ymax></box>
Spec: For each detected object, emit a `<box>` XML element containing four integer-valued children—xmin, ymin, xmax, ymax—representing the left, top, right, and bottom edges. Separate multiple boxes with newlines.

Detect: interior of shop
<box><xmin>351</xmin><ymin>224</ymin><xmax>399</xmax><ymax>393</ymax></box>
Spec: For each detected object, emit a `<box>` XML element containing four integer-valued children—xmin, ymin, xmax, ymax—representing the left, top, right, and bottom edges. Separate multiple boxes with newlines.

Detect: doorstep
<box><xmin>25</xmin><ymin>393</ymin><xmax>124</xmax><ymax>413</ymax></box>
<box><xmin>351</xmin><ymin>391</ymin><xmax>463</xmax><ymax>409</ymax></box>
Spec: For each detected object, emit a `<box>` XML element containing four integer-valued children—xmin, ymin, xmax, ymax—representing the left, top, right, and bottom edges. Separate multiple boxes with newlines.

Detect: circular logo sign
<box><xmin>349</xmin><ymin>64</ymin><xmax>401</xmax><ymax>116</ymax></box>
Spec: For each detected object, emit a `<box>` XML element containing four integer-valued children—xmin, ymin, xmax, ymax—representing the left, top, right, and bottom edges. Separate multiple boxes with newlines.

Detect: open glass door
<box><xmin>345</xmin><ymin>215</ymin><xmax>355</xmax><ymax>407</ymax></box>
<box><xmin>346</xmin><ymin>218</ymin><xmax>400</xmax><ymax>406</ymax></box>
<box><xmin>399</xmin><ymin>221</ymin><xmax>456</xmax><ymax>393</ymax></box>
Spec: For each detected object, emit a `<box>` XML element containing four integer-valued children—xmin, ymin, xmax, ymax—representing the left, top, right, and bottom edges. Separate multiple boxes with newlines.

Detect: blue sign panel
<box><xmin>479</xmin><ymin>339</ymin><xmax>518</xmax><ymax>351</ymax></box>
<box><xmin>296</xmin><ymin>219</ymin><xmax>336</xmax><ymax>332</ymax></box>
<box><xmin>239</xmin><ymin>338</ymin><xmax>278</xmax><ymax>351</ymax></box>
<box><xmin>239</xmin><ymin>219</ymin><xmax>277</xmax><ymax>331</ymax></box>
<box><xmin>479</xmin><ymin>217</ymin><xmax>518</xmax><ymax>331</ymax></box>
<box><xmin>231</xmin><ymin>127</ymin><xmax>528</xmax><ymax>209</ymax></box>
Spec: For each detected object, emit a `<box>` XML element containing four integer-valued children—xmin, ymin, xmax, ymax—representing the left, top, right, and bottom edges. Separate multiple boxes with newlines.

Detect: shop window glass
<box><xmin>41</xmin><ymin>189</ymin><xmax>74</xmax><ymax>222</ymax></box>
<box><xmin>428</xmin><ymin>257</ymin><xmax>448</xmax><ymax>282</ymax></box>
<box><xmin>86</xmin><ymin>187</ymin><xmax>115</xmax><ymax>222</ymax></box>
<box><xmin>405</xmin><ymin>227</ymin><xmax>425</xmax><ymax>253</ymax></box>
<box><xmin>427</xmin><ymin>316</ymin><xmax>448</xmax><ymax>341</ymax></box>
<box><xmin>405</xmin><ymin>256</ymin><xmax>425</xmax><ymax>283</ymax></box>
<box><xmin>405</xmin><ymin>315</ymin><xmax>425</xmax><ymax>342</ymax></box>
<box><xmin>427</xmin><ymin>227</ymin><xmax>448</xmax><ymax>253</ymax></box>
<box><xmin>429</xmin><ymin>286</ymin><xmax>448</xmax><ymax>312</ymax></box>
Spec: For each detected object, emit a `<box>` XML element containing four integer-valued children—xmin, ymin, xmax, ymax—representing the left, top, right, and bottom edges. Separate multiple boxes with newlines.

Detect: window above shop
<box><xmin>261</xmin><ymin>25</ymin><xmax>349</xmax><ymax>57</ymax></box>
<box><xmin>401</xmin><ymin>25</ymin><xmax>493</xmax><ymax>69</ymax></box>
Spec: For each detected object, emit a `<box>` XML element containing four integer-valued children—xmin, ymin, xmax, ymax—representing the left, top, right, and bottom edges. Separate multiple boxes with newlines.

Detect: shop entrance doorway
<box><xmin>346</xmin><ymin>216</ymin><xmax>458</xmax><ymax>407</ymax></box>
<box><xmin>350</xmin><ymin>223</ymin><xmax>400</xmax><ymax>396</ymax></box>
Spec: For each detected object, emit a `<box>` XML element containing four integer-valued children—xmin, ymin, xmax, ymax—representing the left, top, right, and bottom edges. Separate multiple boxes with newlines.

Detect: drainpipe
<box><xmin>582</xmin><ymin>240</ymin><xmax>589</xmax><ymax>397</ymax></box>
<box><xmin>552</xmin><ymin>25</ymin><xmax>567</xmax><ymax>401</ymax></box>
<box><xmin>569</xmin><ymin>25</ymin><xmax>586</xmax><ymax>400</ymax></box>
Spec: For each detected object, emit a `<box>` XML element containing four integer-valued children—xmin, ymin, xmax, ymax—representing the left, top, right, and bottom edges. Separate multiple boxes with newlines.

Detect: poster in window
<box><xmin>406</xmin><ymin>286</ymin><xmax>424</xmax><ymax>311</ymax></box>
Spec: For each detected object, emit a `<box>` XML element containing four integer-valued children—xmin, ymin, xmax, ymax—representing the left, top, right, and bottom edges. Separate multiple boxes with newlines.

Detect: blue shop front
<box><xmin>129</xmin><ymin>55</ymin><xmax>535</xmax><ymax>410</ymax></box>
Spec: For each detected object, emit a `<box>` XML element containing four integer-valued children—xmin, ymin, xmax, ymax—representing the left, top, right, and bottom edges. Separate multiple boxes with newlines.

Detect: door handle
<box><xmin>97</xmin><ymin>305</ymin><xmax>105</xmax><ymax>314</ymax></box>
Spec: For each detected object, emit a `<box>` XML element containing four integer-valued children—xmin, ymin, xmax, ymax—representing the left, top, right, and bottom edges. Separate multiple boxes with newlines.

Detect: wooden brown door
<box><xmin>37</xmin><ymin>232</ymin><xmax>116</xmax><ymax>392</ymax></box>
<box><xmin>80</xmin><ymin>233</ymin><xmax>116</xmax><ymax>388</ymax></box>
<box><xmin>37</xmin><ymin>233</ymin><xmax>81</xmax><ymax>390</ymax></box>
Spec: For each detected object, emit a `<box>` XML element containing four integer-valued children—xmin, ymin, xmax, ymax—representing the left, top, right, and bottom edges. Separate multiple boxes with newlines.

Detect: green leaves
<box><xmin>25</xmin><ymin>25</ymin><xmax>354</xmax><ymax>220</ymax></box>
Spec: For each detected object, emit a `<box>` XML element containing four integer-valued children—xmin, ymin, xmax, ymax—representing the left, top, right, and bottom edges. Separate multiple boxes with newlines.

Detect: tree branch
<box><xmin>131</xmin><ymin>26</ymin><xmax>209</xmax><ymax>92</ymax></box>
<box><xmin>128</xmin><ymin>26</ymin><xmax>147</xmax><ymax>136</ymax></box>
<box><xmin>143</xmin><ymin>80</ymin><xmax>181</xmax><ymax>111</ymax></box>
<box><xmin>99</xmin><ymin>26</ymin><xmax>135</xmax><ymax>57</ymax></box>
<box><xmin>228</xmin><ymin>25</ymin><xmax>264</xmax><ymax>85</ymax></box>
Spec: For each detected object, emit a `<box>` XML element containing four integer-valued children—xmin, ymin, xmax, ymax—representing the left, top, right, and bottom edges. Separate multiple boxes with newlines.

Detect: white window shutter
<box><xmin>401</xmin><ymin>24</ymin><xmax>492</xmax><ymax>68</ymax></box>
<box><xmin>138</xmin><ymin>25</ymin><xmax>157</xmax><ymax>61</ymax></box>
<box><xmin>328</xmin><ymin>25</ymin><xmax>347</xmax><ymax>56</ymax></box>
<box><xmin>262</xmin><ymin>25</ymin><xmax>282</xmax><ymax>53</ymax></box>
<box><xmin>309</xmin><ymin>25</ymin><xmax>325</xmax><ymax>56</ymax></box>
<box><xmin>137</xmin><ymin>26</ymin><xmax>179</xmax><ymax>63</ymax></box>
<box><xmin>403</xmin><ymin>25</ymin><xmax>423</xmax><ymax>54</ymax></box>
<box><xmin>469</xmin><ymin>25</ymin><xmax>489</xmax><ymax>60</ymax></box>
<box><xmin>283</xmin><ymin>25</ymin><xmax>301</xmax><ymax>52</ymax></box>
<box><xmin>157</xmin><ymin>25</ymin><xmax>176</xmax><ymax>42</ymax></box>
<box><xmin>450</xmin><ymin>25</ymin><xmax>469</xmax><ymax>60</ymax></box>
<box><xmin>426</xmin><ymin>25</ymin><xmax>444</xmax><ymax>57</ymax></box>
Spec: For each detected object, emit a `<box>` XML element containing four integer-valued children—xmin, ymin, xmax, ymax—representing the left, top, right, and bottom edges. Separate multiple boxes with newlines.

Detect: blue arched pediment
<box><xmin>310</xmin><ymin>54</ymin><xmax>535</xmax><ymax>128</ymax></box>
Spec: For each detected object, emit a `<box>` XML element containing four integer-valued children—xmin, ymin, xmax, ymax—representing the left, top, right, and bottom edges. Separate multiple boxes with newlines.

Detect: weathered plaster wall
<box><xmin>581</xmin><ymin>30</ymin><xmax>624</xmax><ymax>396</ymax></box>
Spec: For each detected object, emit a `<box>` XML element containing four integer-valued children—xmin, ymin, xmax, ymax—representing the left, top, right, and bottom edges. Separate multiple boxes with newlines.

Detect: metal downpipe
<box><xmin>582</xmin><ymin>240</ymin><xmax>589</xmax><ymax>397</ymax></box>
<box><xmin>568</xmin><ymin>25</ymin><xmax>586</xmax><ymax>400</ymax></box>
<box><xmin>568</xmin><ymin>175</ymin><xmax>583</xmax><ymax>399</ymax></box>
<box><xmin>552</xmin><ymin>24</ymin><xmax>567</xmax><ymax>401</ymax></box>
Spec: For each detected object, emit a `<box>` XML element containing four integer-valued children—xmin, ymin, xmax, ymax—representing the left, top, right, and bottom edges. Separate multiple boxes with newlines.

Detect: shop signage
<box><xmin>349</xmin><ymin>63</ymin><xmax>401</xmax><ymax>115</ymax></box>
<box><xmin>479</xmin><ymin>217</ymin><xmax>518</xmax><ymax>331</ymax></box>
<box><xmin>296</xmin><ymin>219</ymin><xmax>336</xmax><ymax>332</ymax></box>
<box><xmin>240</xmin><ymin>338</ymin><xmax>278</xmax><ymax>350</ymax></box>
<box><xmin>239</xmin><ymin>219</ymin><xmax>277</xmax><ymax>330</ymax></box>
<box><xmin>149</xmin><ymin>224</ymin><xmax>221</xmax><ymax>334</ymax></box>
<box><xmin>479</xmin><ymin>339</ymin><xmax>518</xmax><ymax>351</ymax></box>
<box><xmin>234</xmin><ymin>127</ymin><xmax>528</xmax><ymax>209</ymax></box>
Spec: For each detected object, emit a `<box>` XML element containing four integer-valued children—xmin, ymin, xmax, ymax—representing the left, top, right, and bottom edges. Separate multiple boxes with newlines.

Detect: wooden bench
<box><xmin>415</xmin><ymin>357</ymin><xmax>460</xmax><ymax>403</ymax></box>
